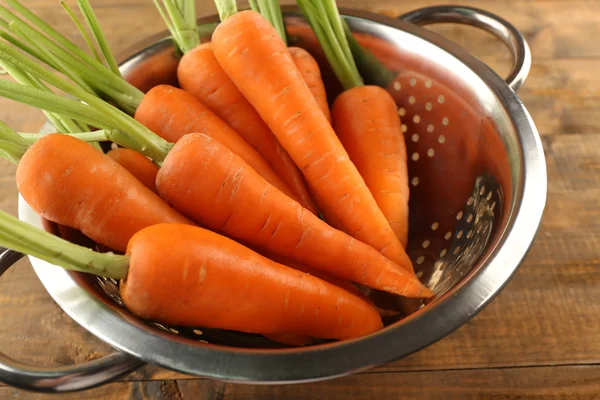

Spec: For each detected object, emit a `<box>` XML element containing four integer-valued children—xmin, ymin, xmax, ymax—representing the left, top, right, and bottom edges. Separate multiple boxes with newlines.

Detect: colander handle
<box><xmin>398</xmin><ymin>5</ymin><xmax>531</xmax><ymax>92</ymax></box>
<box><xmin>0</xmin><ymin>247</ymin><xmax>144</xmax><ymax>393</ymax></box>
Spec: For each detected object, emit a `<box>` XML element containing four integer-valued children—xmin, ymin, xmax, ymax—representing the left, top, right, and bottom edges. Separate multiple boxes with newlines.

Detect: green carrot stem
<box><xmin>0</xmin><ymin>140</ymin><xmax>27</xmax><ymax>163</ymax></box>
<box><xmin>0</xmin><ymin>210</ymin><xmax>129</xmax><ymax>279</ymax></box>
<box><xmin>76</xmin><ymin>0</ymin><xmax>122</xmax><ymax>77</ymax></box>
<box><xmin>154</xmin><ymin>0</ymin><xmax>199</xmax><ymax>54</ymax></box>
<box><xmin>0</xmin><ymin>120</ymin><xmax>28</xmax><ymax>145</ymax></box>
<box><xmin>254</xmin><ymin>0</ymin><xmax>287</xmax><ymax>45</ymax></box>
<box><xmin>21</xmin><ymin>129</ymin><xmax>140</xmax><ymax>155</ymax></box>
<box><xmin>296</xmin><ymin>0</ymin><xmax>363</xmax><ymax>90</ymax></box>
<box><xmin>0</xmin><ymin>121</ymin><xmax>32</xmax><ymax>163</ymax></box>
<box><xmin>341</xmin><ymin>19</ymin><xmax>395</xmax><ymax>88</ymax></box>
<box><xmin>214</xmin><ymin>0</ymin><xmax>238</xmax><ymax>21</ymax></box>
<box><xmin>0</xmin><ymin>21</ymin><xmax>60</xmax><ymax>70</ymax></box>
<box><xmin>0</xmin><ymin>59</ymin><xmax>63</xmax><ymax>133</ymax></box>
<box><xmin>8</xmin><ymin>19</ymin><xmax>140</xmax><ymax>114</ymax></box>
<box><xmin>0</xmin><ymin>56</ymin><xmax>96</xmax><ymax>143</ymax></box>
<box><xmin>3</xmin><ymin>0</ymin><xmax>103</xmax><ymax>70</ymax></box>
<box><xmin>19</xmin><ymin>130</ymin><xmax>112</xmax><ymax>145</ymax></box>
<box><xmin>60</xmin><ymin>0</ymin><xmax>103</xmax><ymax>63</ymax></box>
<box><xmin>0</xmin><ymin>1</ymin><xmax>144</xmax><ymax>111</ymax></box>
<box><xmin>0</xmin><ymin>44</ymin><xmax>172</xmax><ymax>162</ymax></box>
<box><xmin>9</xmin><ymin>20</ymin><xmax>98</xmax><ymax>96</ymax></box>
<box><xmin>46</xmin><ymin>46</ymin><xmax>140</xmax><ymax>116</ymax></box>
<box><xmin>0</xmin><ymin>80</ymin><xmax>171</xmax><ymax>162</ymax></box>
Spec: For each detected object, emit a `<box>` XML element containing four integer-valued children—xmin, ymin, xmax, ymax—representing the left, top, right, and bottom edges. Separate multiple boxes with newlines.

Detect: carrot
<box><xmin>124</xmin><ymin>224</ymin><xmax>385</xmax><ymax>339</ymax></box>
<box><xmin>286</xmin><ymin>23</ymin><xmax>345</xmax><ymax>103</ymax></box>
<box><xmin>15</xmin><ymin>133</ymin><xmax>192</xmax><ymax>253</ymax></box>
<box><xmin>247</xmin><ymin>0</ymin><xmax>331</xmax><ymax>121</ymax></box>
<box><xmin>296</xmin><ymin>0</ymin><xmax>411</xmax><ymax>247</ymax></box>
<box><xmin>156</xmin><ymin>133</ymin><xmax>432</xmax><ymax>298</ymax></box>
<box><xmin>210</xmin><ymin>5</ymin><xmax>416</xmax><ymax>274</ymax></box>
<box><xmin>288</xmin><ymin>46</ymin><xmax>331</xmax><ymax>122</ymax></box>
<box><xmin>106</xmin><ymin>148</ymin><xmax>159</xmax><ymax>194</ymax></box>
<box><xmin>133</xmin><ymin>84</ymin><xmax>300</xmax><ymax>204</ymax></box>
<box><xmin>155</xmin><ymin>0</ymin><xmax>318</xmax><ymax>213</ymax></box>
<box><xmin>331</xmin><ymin>87</ymin><xmax>409</xmax><ymax>246</ymax></box>
<box><xmin>0</xmin><ymin>2</ymin><xmax>303</xmax><ymax>205</ymax></box>
<box><xmin>0</xmin><ymin>212</ymin><xmax>384</xmax><ymax>340</ymax></box>
<box><xmin>261</xmin><ymin>249</ymin><xmax>368</xmax><ymax>301</ymax></box>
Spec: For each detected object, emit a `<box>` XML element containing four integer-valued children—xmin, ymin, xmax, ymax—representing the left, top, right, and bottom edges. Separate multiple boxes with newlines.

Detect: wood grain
<box><xmin>3</xmin><ymin>365</ymin><xmax>600</xmax><ymax>399</ymax></box>
<box><xmin>0</xmin><ymin>0</ymin><xmax>596</xmax><ymax>398</ymax></box>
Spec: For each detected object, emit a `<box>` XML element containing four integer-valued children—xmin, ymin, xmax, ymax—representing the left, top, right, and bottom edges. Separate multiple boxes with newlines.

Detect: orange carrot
<box><xmin>16</xmin><ymin>134</ymin><xmax>192</xmax><ymax>253</ymax></box>
<box><xmin>246</xmin><ymin>0</ymin><xmax>331</xmax><ymax>121</ymax></box>
<box><xmin>106</xmin><ymin>148</ymin><xmax>159</xmax><ymax>194</ymax></box>
<box><xmin>133</xmin><ymin>84</ymin><xmax>302</xmax><ymax>204</ymax></box>
<box><xmin>258</xmin><ymin>249</ymin><xmax>368</xmax><ymax>346</ymax></box>
<box><xmin>156</xmin><ymin>133</ymin><xmax>432</xmax><ymax>298</ymax></box>
<box><xmin>296</xmin><ymin>0</ymin><xmax>411</xmax><ymax>247</ymax></box>
<box><xmin>122</xmin><ymin>224</ymin><xmax>383</xmax><ymax>339</ymax></box>
<box><xmin>211</xmin><ymin>9</ymin><xmax>415</xmax><ymax>274</ymax></box>
<box><xmin>288</xmin><ymin>46</ymin><xmax>331</xmax><ymax>122</ymax></box>
<box><xmin>261</xmin><ymin>249</ymin><xmax>368</xmax><ymax>302</ymax></box>
<box><xmin>332</xmin><ymin>86</ymin><xmax>409</xmax><ymax>246</ymax></box>
<box><xmin>0</xmin><ymin>213</ymin><xmax>383</xmax><ymax>340</ymax></box>
<box><xmin>177</xmin><ymin>45</ymin><xmax>318</xmax><ymax>214</ymax></box>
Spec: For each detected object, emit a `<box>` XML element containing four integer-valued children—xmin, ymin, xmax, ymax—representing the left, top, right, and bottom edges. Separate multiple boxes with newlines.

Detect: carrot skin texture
<box><xmin>177</xmin><ymin>44</ymin><xmax>318</xmax><ymax>214</ymax></box>
<box><xmin>288</xmin><ymin>46</ymin><xmax>331</xmax><ymax>122</ymax></box>
<box><xmin>156</xmin><ymin>133</ymin><xmax>432</xmax><ymax>298</ymax></box>
<box><xmin>121</xmin><ymin>224</ymin><xmax>384</xmax><ymax>340</ymax></box>
<box><xmin>261</xmin><ymin>249</ymin><xmax>369</xmax><ymax>302</ymax></box>
<box><xmin>211</xmin><ymin>11</ymin><xmax>415</xmax><ymax>274</ymax></box>
<box><xmin>332</xmin><ymin>86</ymin><xmax>410</xmax><ymax>247</ymax></box>
<box><xmin>16</xmin><ymin>134</ymin><xmax>192</xmax><ymax>253</ymax></box>
<box><xmin>134</xmin><ymin>84</ymin><xmax>299</xmax><ymax>203</ymax></box>
<box><xmin>106</xmin><ymin>148</ymin><xmax>159</xmax><ymax>194</ymax></box>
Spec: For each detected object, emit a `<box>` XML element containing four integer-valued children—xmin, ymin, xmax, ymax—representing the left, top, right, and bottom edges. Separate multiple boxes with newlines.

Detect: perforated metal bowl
<box><xmin>0</xmin><ymin>5</ymin><xmax>546</xmax><ymax>393</ymax></box>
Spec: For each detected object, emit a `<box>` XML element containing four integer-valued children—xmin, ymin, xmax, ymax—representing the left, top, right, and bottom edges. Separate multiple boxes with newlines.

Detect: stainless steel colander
<box><xmin>0</xmin><ymin>5</ymin><xmax>546</xmax><ymax>393</ymax></box>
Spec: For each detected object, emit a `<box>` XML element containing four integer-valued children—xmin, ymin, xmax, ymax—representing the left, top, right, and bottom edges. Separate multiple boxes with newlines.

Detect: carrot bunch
<box><xmin>0</xmin><ymin>0</ymin><xmax>434</xmax><ymax>344</ymax></box>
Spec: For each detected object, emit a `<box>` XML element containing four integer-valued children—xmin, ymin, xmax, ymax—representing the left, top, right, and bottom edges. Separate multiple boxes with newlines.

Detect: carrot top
<box><xmin>0</xmin><ymin>209</ymin><xmax>129</xmax><ymax>279</ymax></box>
<box><xmin>0</xmin><ymin>119</ymin><xmax>115</xmax><ymax>164</ymax></box>
<box><xmin>296</xmin><ymin>0</ymin><xmax>363</xmax><ymax>90</ymax></box>
<box><xmin>0</xmin><ymin>43</ymin><xmax>172</xmax><ymax>163</ymax></box>
<box><xmin>153</xmin><ymin>0</ymin><xmax>200</xmax><ymax>54</ymax></box>
<box><xmin>0</xmin><ymin>34</ymin><xmax>90</xmax><ymax>138</ymax></box>
<box><xmin>0</xmin><ymin>120</ymin><xmax>29</xmax><ymax>164</ymax></box>
<box><xmin>341</xmin><ymin>20</ymin><xmax>396</xmax><ymax>88</ymax></box>
<box><xmin>214</xmin><ymin>0</ymin><xmax>239</xmax><ymax>21</ymax></box>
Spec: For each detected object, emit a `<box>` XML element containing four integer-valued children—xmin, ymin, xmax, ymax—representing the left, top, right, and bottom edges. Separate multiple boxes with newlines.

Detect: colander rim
<box><xmin>21</xmin><ymin>6</ymin><xmax>547</xmax><ymax>383</ymax></box>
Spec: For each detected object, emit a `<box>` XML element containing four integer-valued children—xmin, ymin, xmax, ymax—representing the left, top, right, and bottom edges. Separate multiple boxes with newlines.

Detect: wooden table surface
<box><xmin>0</xmin><ymin>0</ymin><xmax>598</xmax><ymax>398</ymax></box>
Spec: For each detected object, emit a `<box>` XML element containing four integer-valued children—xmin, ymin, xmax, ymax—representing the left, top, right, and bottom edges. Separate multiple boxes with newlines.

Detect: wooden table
<box><xmin>0</xmin><ymin>0</ymin><xmax>598</xmax><ymax>398</ymax></box>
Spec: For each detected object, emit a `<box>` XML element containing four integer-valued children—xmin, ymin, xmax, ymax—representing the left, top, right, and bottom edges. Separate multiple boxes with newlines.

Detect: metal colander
<box><xmin>0</xmin><ymin>5</ymin><xmax>546</xmax><ymax>393</ymax></box>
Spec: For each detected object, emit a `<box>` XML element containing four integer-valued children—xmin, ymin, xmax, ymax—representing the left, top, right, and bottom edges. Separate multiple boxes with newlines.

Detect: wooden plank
<box><xmin>6</xmin><ymin>364</ymin><xmax>600</xmax><ymax>399</ymax></box>
<box><xmin>180</xmin><ymin>365</ymin><xmax>600</xmax><ymax>400</ymax></box>
<box><xmin>16</xmin><ymin>0</ymin><xmax>600</xmax><ymax>61</ymax></box>
<box><xmin>0</xmin><ymin>132</ymin><xmax>598</xmax><ymax>381</ymax></box>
